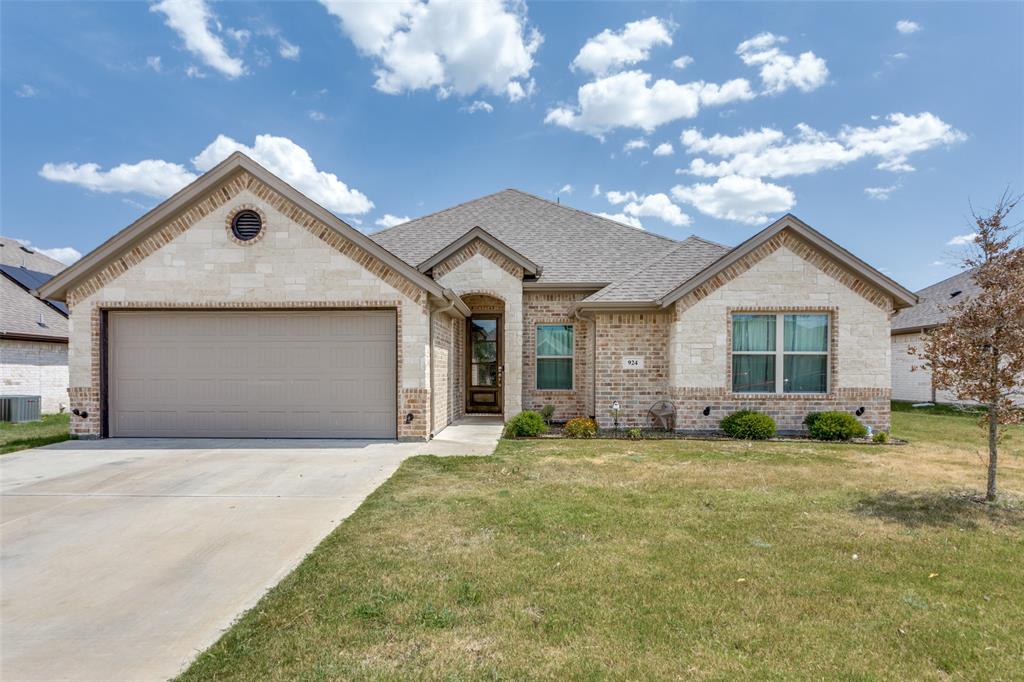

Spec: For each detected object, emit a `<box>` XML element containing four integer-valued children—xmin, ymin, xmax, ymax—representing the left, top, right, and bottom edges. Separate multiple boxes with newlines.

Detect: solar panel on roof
<box><xmin>0</xmin><ymin>265</ymin><xmax>68</xmax><ymax>316</ymax></box>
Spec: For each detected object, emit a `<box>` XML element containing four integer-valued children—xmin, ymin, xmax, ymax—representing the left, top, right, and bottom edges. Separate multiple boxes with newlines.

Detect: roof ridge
<box><xmin>368</xmin><ymin>188</ymin><xmax>513</xmax><ymax>238</ymax></box>
<box><xmin>501</xmin><ymin>188</ymin><xmax>681</xmax><ymax>245</ymax></box>
<box><xmin>915</xmin><ymin>266</ymin><xmax>978</xmax><ymax>295</ymax></box>
<box><xmin>685</xmin><ymin>234</ymin><xmax>732</xmax><ymax>250</ymax></box>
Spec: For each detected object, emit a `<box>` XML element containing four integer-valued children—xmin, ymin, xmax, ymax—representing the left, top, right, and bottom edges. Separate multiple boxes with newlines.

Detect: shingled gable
<box><xmin>417</xmin><ymin>225</ymin><xmax>541</xmax><ymax>276</ymax></box>
<box><xmin>654</xmin><ymin>214</ymin><xmax>917</xmax><ymax>311</ymax></box>
<box><xmin>36</xmin><ymin>152</ymin><xmax>460</xmax><ymax>310</ymax></box>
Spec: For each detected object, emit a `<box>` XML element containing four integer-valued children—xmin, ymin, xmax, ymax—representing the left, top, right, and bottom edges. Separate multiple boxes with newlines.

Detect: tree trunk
<box><xmin>986</xmin><ymin>402</ymin><xmax>998</xmax><ymax>502</ymax></box>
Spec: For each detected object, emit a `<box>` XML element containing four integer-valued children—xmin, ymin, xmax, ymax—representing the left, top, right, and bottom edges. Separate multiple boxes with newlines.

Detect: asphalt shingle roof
<box><xmin>369</xmin><ymin>189</ymin><xmax>685</xmax><ymax>285</ymax></box>
<box><xmin>891</xmin><ymin>268</ymin><xmax>980</xmax><ymax>332</ymax></box>
<box><xmin>584</xmin><ymin>236</ymin><xmax>731</xmax><ymax>302</ymax></box>
<box><xmin>1</xmin><ymin>271</ymin><xmax>69</xmax><ymax>340</ymax></box>
<box><xmin>0</xmin><ymin>237</ymin><xmax>65</xmax><ymax>275</ymax></box>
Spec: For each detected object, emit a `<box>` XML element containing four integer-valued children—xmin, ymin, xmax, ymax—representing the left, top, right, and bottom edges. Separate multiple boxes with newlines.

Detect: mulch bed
<box><xmin>530</xmin><ymin>427</ymin><xmax>907</xmax><ymax>445</ymax></box>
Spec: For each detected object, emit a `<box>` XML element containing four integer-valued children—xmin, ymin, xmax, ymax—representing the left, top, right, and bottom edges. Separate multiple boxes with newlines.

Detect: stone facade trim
<box><xmin>431</xmin><ymin>238</ymin><xmax>525</xmax><ymax>281</ymax></box>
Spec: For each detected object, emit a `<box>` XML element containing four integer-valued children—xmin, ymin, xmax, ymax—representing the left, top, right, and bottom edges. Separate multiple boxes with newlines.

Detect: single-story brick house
<box><xmin>38</xmin><ymin>153</ymin><xmax>916</xmax><ymax>440</ymax></box>
<box><xmin>1</xmin><ymin>237</ymin><xmax>70</xmax><ymax>414</ymax></box>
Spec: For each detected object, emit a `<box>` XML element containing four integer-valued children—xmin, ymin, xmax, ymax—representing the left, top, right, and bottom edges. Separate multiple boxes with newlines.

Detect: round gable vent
<box><xmin>231</xmin><ymin>210</ymin><xmax>263</xmax><ymax>241</ymax></box>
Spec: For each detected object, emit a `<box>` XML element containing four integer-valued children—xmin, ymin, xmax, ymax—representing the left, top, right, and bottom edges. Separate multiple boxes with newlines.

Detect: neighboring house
<box><xmin>1</xmin><ymin>237</ymin><xmax>70</xmax><ymax>413</ymax></box>
<box><xmin>38</xmin><ymin>153</ymin><xmax>916</xmax><ymax>440</ymax></box>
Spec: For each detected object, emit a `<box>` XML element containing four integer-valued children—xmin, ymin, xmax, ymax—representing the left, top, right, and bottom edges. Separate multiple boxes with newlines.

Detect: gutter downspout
<box><xmin>429</xmin><ymin>294</ymin><xmax>459</xmax><ymax>439</ymax></box>
<box><xmin>574</xmin><ymin>305</ymin><xmax>597</xmax><ymax>419</ymax></box>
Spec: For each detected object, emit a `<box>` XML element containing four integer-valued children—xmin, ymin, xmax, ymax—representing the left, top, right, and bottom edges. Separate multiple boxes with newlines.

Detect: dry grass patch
<box><xmin>179</xmin><ymin>412</ymin><xmax>1023</xmax><ymax>681</ymax></box>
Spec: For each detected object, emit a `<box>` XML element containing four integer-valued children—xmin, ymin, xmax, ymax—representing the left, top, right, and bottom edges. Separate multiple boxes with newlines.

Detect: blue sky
<box><xmin>2</xmin><ymin>1</ymin><xmax>1021</xmax><ymax>289</ymax></box>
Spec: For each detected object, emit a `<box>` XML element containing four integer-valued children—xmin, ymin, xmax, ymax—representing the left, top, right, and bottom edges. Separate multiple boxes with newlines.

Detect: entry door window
<box><xmin>470</xmin><ymin>318</ymin><xmax>498</xmax><ymax>386</ymax></box>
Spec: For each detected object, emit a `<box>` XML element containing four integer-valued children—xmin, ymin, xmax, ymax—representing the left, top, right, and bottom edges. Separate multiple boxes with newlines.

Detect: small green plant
<box><xmin>540</xmin><ymin>404</ymin><xmax>555</xmax><ymax>424</ymax></box>
<box><xmin>503</xmin><ymin>411</ymin><xmax>548</xmax><ymax>438</ymax></box>
<box><xmin>564</xmin><ymin>417</ymin><xmax>598</xmax><ymax>438</ymax></box>
<box><xmin>872</xmin><ymin>430</ymin><xmax>889</xmax><ymax>444</ymax></box>
<box><xmin>804</xmin><ymin>411</ymin><xmax>868</xmax><ymax>441</ymax></box>
<box><xmin>627</xmin><ymin>427</ymin><xmax>643</xmax><ymax>440</ymax></box>
<box><xmin>720</xmin><ymin>410</ymin><xmax>776</xmax><ymax>440</ymax></box>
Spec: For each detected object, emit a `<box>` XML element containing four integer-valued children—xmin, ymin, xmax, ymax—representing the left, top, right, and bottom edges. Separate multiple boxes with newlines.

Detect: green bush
<box><xmin>503</xmin><ymin>411</ymin><xmax>548</xmax><ymax>438</ymax></box>
<box><xmin>540</xmin><ymin>404</ymin><xmax>555</xmax><ymax>424</ymax></box>
<box><xmin>872</xmin><ymin>430</ymin><xmax>889</xmax><ymax>444</ymax></box>
<box><xmin>627</xmin><ymin>427</ymin><xmax>643</xmax><ymax>440</ymax></box>
<box><xmin>804</xmin><ymin>411</ymin><xmax>867</xmax><ymax>441</ymax></box>
<box><xmin>720</xmin><ymin>410</ymin><xmax>776</xmax><ymax>440</ymax></box>
<box><xmin>564</xmin><ymin>417</ymin><xmax>598</xmax><ymax>439</ymax></box>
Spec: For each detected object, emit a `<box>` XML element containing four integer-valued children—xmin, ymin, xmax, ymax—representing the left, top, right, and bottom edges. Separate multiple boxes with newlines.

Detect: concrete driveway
<box><xmin>0</xmin><ymin>426</ymin><xmax>499</xmax><ymax>681</ymax></box>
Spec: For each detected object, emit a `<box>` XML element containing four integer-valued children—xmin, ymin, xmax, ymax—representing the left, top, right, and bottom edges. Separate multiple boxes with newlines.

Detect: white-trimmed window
<box><xmin>732</xmin><ymin>313</ymin><xmax>829</xmax><ymax>394</ymax></box>
<box><xmin>536</xmin><ymin>324</ymin><xmax>573</xmax><ymax>390</ymax></box>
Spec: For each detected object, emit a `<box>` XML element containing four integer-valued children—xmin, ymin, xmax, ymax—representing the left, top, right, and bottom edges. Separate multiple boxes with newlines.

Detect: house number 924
<box><xmin>622</xmin><ymin>357</ymin><xmax>644</xmax><ymax>369</ymax></box>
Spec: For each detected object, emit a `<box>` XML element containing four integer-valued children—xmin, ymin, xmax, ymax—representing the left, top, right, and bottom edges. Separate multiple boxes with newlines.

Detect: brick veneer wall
<box><xmin>594</xmin><ymin>311</ymin><xmax>671</xmax><ymax>428</ymax></box>
<box><xmin>1</xmin><ymin>339</ymin><xmax>69</xmax><ymax>414</ymax></box>
<box><xmin>431</xmin><ymin>311</ymin><xmax>459</xmax><ymax>434</ymax></box>
<box><xmin>522</xmin><ymin>291</ymin><xmax>592</xmax><ymax>421</ymax></box>
<box><xmin>431</xmin><ymin>239</ymin><xmax>525</xmax><ymax>280</ymax></box>
<box><xmin>65</xmin><ymin>176</ymin><xmax>433</xmax><ymax>440</ymax></box>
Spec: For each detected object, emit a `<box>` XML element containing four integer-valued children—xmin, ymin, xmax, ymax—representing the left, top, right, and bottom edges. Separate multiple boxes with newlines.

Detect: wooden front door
<box><xmin>466</xmin><ymin>314</ymin><xmax>503</xmax><ymax>413</ymax></box>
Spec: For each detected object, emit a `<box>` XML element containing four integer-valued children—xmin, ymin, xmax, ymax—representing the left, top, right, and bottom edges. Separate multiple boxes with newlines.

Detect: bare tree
<box><xmin>912</xmin><ymin>190</ymin><xmax>1024</xmax><ymax>501</ymax></box>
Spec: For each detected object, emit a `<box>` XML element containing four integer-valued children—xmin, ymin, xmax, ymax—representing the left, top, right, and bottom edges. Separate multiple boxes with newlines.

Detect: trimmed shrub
<box><xmin>720</xmin><ymin>410</ymin><xmax>776</xmax><ymax>440</ymax></box>
<box><xmin>627</xmin><ymin>427</ymin><xmax>643</xmax><ymax>440</ymax></box>
<box><xmin>503</xmin><ymin>411</ymin><xmax>548</xmax><ymax>438</ymax></box>
<box><xmin>540</xmin><ymin>404</ymin><xmax>555</xmax><ymax>424</ymax></box>
<box><xmin>872</xmin><ymin>430</ymin><xmax>889</xmax><ymax>444</ymax></box>
<box><xmin>564</xmin><ymin>417</ymin><xmax>598</xmax><ymax>439</ymax></box>
<box><xmin>805</xmin><ymin>411</ymin><xmax>868</xmax><ymax>441</ymax></box>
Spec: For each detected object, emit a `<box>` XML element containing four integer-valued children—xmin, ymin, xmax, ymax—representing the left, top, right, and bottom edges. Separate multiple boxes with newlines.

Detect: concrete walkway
<box><xmin>0</xmin><ymin>423</ymin><xmax>500</xmax><ymax>682</ymax></box>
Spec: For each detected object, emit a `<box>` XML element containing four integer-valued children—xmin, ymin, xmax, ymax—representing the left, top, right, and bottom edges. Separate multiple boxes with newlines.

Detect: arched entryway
<box><xmin>463</xmin><ymin>293</ymin><xmax>505</xmax><ymax>414</ymax></box>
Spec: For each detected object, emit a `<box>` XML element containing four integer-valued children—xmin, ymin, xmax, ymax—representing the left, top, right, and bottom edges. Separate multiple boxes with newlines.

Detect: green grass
<box><xmin>0</xmin><ymin>413</ymin><xmax>70</xmax><ymax>454</ymax></box>
<box><xmin>179</xmin><ymin>411</ymin><xmax>1023</xmax><ymax>681</ymax></box>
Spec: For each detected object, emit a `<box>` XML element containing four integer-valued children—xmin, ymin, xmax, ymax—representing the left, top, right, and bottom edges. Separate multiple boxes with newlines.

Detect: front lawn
<box><xmin>0</xmin><ymin>413</ymin><xmax>71</xmax><ymax>454</ymax></box>
<box><xmin>180</xmin><ymin>411</ymin><xmax>1023</xmax><ymax>680</ymax></box>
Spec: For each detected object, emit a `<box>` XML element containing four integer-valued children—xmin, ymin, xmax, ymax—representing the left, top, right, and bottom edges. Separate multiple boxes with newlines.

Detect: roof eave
<box><xmin>574</xmin><ymin>300</ymin><xmax>661</xmax><ymax>312</ymax></box>
<box><xmin>416</xmin><ymin>225</ymin><xmax>541</xmax><ymax>276</ymax></box>
<box><xmin>37</xmin><ymin>152</ymin><xmax>446</xmax><ymax>302</ymax></box>
<box><xmin>657</xmin><ymin>214</ymin><xmax>919</xmax><ymax>309</ymax></box>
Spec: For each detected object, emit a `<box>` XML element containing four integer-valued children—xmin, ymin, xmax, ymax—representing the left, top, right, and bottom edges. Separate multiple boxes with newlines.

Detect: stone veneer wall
<box><xmin>431</xmin><ymin>311</ymin><xmax>461</xmax><ymax>434</ymax></box>
<box><xmin>0</xmin><ymin>339</ymin><xmax>69</xmax><ymax>414</ymax></box>
<box><xmin>668</xmin><ymin>236</ymin><xmax>895</xmax><ymax>433</ymax></box>
<box><xmin>594</xmin><ymin>312</ymin><xmax>671</xmax><ymax>428</ymax></box>
<box><xmin>522</xmin><ymin>291</ymin><xmax>592</xmax><ymax>421</ymax></box>
<box><xmin>65</xmin><ymin>173</ymin><xmax>433</xmax><ymax>440</ymax></box>
<box><xmin>436</xmin><ymin>251</ymin><xmax>523</xmax><ymax>417</ymax></box>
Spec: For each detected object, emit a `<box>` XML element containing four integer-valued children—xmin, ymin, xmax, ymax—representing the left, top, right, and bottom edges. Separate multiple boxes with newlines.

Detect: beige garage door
<box><xmin>108</xmin><ymin>310</ymin><xmax>396</xmax><ymax>438</ymax></box>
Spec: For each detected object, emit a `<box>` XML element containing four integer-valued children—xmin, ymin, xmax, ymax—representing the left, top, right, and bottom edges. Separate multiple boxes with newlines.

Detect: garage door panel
<box><xmin>108</xmin><ymin>311</ymin><xmax>397</xmax><ymax>438</ymax></box>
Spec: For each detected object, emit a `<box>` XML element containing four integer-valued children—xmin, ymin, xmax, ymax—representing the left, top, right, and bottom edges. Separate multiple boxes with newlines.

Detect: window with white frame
<box><xmin>731</xmin><ymin>313</ymin><xmax>829</xmax><ymax>394</ymax></box>
<box><xmin>536</xmin><ymin>324</ymin><xmax>573</xmax><ymax>390</ymax></box>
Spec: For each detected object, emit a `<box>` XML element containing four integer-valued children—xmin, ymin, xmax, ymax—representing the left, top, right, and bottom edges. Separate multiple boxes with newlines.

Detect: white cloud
<box><xmin>185</xmin><ymin>64</ymin><xmax>205</xmax><ymax>78</ymax></box>
<box><xmin>146</xmin><ymin>56</ymin><xmax>163</xmax><ymax>72</ymax></box>
<box><xmin>150</xmin><ymin>0</ymin><xmax>245</xmax><ymax>78</ymax></box>
<box><xmin>15</xmin><ymin>84</ymin><xmax>38</xmax><ymax>98</ymax></box>
<box><xmin>946</xmin><ymin>232</ymin><xmax>978</xmax><ymax>246</ymax></box>
<box><xmin>308</xmin><ymin>110</ymin><xmax>327</xmax><ymax>121</ymax></box>
<box><xmin>672</xmin><ymin>175</ymin><xmax>794</xmax><ymax>224</ymax></box>
<box><xmin>622</xmin><ymin>192</ymin><xmax>690</xmax><ymax>226</ymax></box>
<box><xmin>606</xmin><ymin>190</ymin><xmax>638</xmax><ymax>205</ymax></box>
<box><xmin>653</xmin><ymin>142</ymin><xmax>673</xmax><ymax>156</ymax></box>
<box><xmin>545</xmin><ymin>70</ymin><xmax>754</xmax><ymax>135</ymax></box>
<box><xmin>591</xmin><ymin>183</ymin><xmax>601</xmax><ymax>197</ymax></box>
<box><xmin>41</xmin><ymin>134</ymin><xmax>374</xmax><ymax>216</ymax></box>
<box><xmin>13</xmin><ymin>240</ymin><xmax>83</xmax><ymax>266</ymax></box>
<box><xmin>558</xmin><ymin>184</ymin><xmax>573</xmax><ymax>195</ymax></box>
<box><xmin>320</xmin><ymin>0</ymin><xmax>541</xmax><ymax>101</ymax></box>
<box><xmin>892</xmin><ymin>52</ymin><xmax>908</xmax><ymax>60</ymax></box>
<box><xmin>671</xmin><ymin>55</ymin><xmax>694</xmax><ymax>70</ymax></box>
<box><xmin>375</xmin><ymin>214</ymin><xmax>411</xmax><ymax>228</ymax></box>
<box><xmin>680</xmin><ymin>113</ymin><xmax>965</xmax><ymax>179</ymax></box>
<box><xmin>931</xmin><ymin>260</ymin><xmax>946</xmax><ymax>266</ymax></box>
<box><xmin>896</xmin><ymin>20</ymin><xmax>921</xmax><ymax>34</ymax></box>
<box><xmin>277</xmin><ymin>37</ymin><xmax>300</xmax><ymax>60</ymax></box>
<box><xmin>736</xmin><ymin>32</ymin><xmax>828</xmax><ymax>95</ymax></box>
<box><xmin>191</xmin><ymin>134</ymin><xmax>374</xmax><ymax>214</ymax></box>
<box><xmin>623</xmin><ymin>137</ymin><xmax>648</xmax><ymax>153</ymax></box>
<box><xmin>596</xmin><ymin>212</ymin><xmax>644</xmax><ymax>229</ymax></box>
<box><xmin>462</xmin><ymin>100</ymin><xmax>494</xmax><ymax>114</ymax></box>
<box><xmin>571</xmin><ymin>17</ymin><xmax>673</xmax><ymax>76</ymax></box>
<box><xmin>39</xmin><ymin>159</ymin><xmax>198</xmax><ymax>198</ymax></box>
<box><xmin>864</xmin><ymin>182</ymin><xmax>901</xmax><ymax>200</ymax></box>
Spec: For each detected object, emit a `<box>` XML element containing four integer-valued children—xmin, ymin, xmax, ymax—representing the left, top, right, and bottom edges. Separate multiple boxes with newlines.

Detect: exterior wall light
<box><xmin>855</xmin><ymin>406</ymin><xmax>866</xmax><ymax>416</ymax></box>
<box><xmin>405</xmin><ymin>413</ymin><xmax>414</xmax><ymax>424</ymax></box>
<box><xmin>702</xmin><ymin>406</ymin><xmax>712</xmax><ymax>416</ymax></box>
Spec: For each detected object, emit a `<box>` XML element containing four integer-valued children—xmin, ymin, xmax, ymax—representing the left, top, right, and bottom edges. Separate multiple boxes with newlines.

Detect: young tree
<box><xmin>913</xmin><ymin>191</ymin><xmax>1024</xmax><ymax>501</ymax></box>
